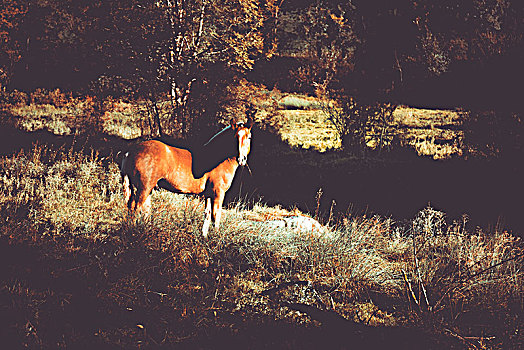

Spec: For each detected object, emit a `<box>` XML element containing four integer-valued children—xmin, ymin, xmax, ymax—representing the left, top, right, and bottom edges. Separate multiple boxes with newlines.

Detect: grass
<box><xmin>8</xmin><ymin>93</ymin><xmax>465</xmax><ymax>158</ymax></box>
<box><xmin>2</xmin><ymin>91</ymin><xmax>523</xmax><ymax>347</ymax></box>
<box><xmin>276</xmin><ymin>109</ymin><xmax>341</xmax><ymax>151</ymax></box>
<box><xmin>393</xmin><ymin>107</ymin><xmax>464</xmax><ymax>159</ymax></box>
<box><xmin>1</xmin><ymin>144</ymin><xmax>522</xmax><ymax>348</ymax></box>
<box><xmin>273</xmin><ymin>105</ymin><xmax>464</xmax><ymax>157</ymax></box>
<box><xmin>9</xmin><ymin>99</ymin><xmax>147</xmax><ymax>139</ymax></box>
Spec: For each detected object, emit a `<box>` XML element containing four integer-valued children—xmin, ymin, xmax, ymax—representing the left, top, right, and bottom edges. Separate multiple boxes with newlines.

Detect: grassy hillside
<box><xmin>0</xmin><ymin>138</ymin><xmax>522</xmax><ymax>348</ymax></box>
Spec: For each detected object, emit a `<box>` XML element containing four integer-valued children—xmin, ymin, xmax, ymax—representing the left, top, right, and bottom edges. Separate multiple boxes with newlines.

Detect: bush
<box><xmin>29</xmin><ymin>88</ymin><xmax>72</xmax><ymax>108</ymax></box>
<box><xmin>403</xmin><ymin>207</ymin><xmax>523</xmax><ymax>318</ymax></box>
<box><xmin>0</xmin><ymin>88</ymin><xmax>28</xmax><ymax>105</ymax></box>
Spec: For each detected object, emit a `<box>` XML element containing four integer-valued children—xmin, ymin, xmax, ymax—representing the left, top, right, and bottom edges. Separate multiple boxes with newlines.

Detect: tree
<box><xmin>291</xmin><ymin>0</ymin><xmax>358</xmax><ymax>95</ymax></box>
<box><xmin>137</xmin><ymin>0</ymin><xmax>281</xmax><ymax>137</ymax></box>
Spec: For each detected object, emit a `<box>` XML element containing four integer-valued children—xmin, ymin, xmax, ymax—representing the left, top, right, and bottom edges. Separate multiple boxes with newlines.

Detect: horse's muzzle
<box><xmin>238</xmin><ymin>155</ymin><xmax>248</xmax><ymax>166</ymax></box>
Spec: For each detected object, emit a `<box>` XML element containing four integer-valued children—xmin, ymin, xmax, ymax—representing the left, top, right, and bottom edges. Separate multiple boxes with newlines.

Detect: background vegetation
<box><xmin>2</xmin><ymin>0</ymin><xmax>523</xmax><ymax>141</ymax></box>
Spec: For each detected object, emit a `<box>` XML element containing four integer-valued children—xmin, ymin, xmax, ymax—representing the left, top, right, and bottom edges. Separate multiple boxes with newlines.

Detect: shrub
<box><xmin>321</xmin><ymin>96</ymin><xmax>397</xmax><ymax>152</ymax></box>
<box><xmin>0</xmin><ymin>88</ymin><xmax>28</xmax><ymax>105</ymax></box>
<box><xmin>400</xmin><ymin>207</ymin><xmax>523</xmax><ymax>347</ymax></box>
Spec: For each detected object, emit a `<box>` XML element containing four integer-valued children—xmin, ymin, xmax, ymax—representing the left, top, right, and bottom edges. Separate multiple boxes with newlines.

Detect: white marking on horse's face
<box><xmin>237</xmin><ymin>128</ymin><xmax>251</xmax><ymax>166</ymax></box>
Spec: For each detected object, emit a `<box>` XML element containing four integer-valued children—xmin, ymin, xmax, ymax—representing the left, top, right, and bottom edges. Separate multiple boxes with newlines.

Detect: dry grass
<box><xmin>393</xmin><ymin>107</ymin><xmax>464</xmax><ymax>159</ymax></box>
<box><xmin>1</xmin><ymin>145</ymin><xmax>522</xmax><ymax>348</ymax></box>
<box><xmin>276</xmin><ymin>110</ymin><xmax>341</xmax><ymax>151</ymax></box>
<box><xmin>9</xmin><ymin>99</ymin><xmax>146</xmax><ymax>139</ymax></box>
<box><xmin>10</xmin><ymin>104</ymin><xmax>86</xmax><ymax>135</ymax></box>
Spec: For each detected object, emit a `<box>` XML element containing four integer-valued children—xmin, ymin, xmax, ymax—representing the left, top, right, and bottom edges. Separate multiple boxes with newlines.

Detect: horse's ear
<box><xmin>246</xmin><ymin>104</ymin><xmax>255</xmax><ymax>129</ymax></box>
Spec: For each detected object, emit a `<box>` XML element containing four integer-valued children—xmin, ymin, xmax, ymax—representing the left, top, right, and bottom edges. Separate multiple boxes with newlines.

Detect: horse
<box><xmin>120</xmin><ymin>120</ymin><xmax>252</xmax><ymax>238</ymax></box>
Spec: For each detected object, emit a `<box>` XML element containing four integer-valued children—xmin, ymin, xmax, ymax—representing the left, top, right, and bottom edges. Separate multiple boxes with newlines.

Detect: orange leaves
<box><xmin>0</xmin><ymin>0</ymin><xmax>27</xmax><ymax>32</ymax></box>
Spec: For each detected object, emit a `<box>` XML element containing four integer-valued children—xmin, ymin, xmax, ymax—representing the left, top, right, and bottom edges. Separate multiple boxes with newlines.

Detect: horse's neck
<box><xmin>216</xmin><ymin>157</ymin><xmax>239</xmax><ymax>173</ymax></box>
<box><xmin>192</xmin><ymin>142</ymin><xmax>235</xmax><ymax>179</ymax></box>
<box><xmin>207</xmin><ymin>157</ymin><xmax>239</xmax><ymax>182</ymax></box>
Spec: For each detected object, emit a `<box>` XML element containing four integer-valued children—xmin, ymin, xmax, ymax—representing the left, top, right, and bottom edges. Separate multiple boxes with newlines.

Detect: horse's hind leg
<box><xmin>134</xmin><ymin>186</ymin><xmax>153</xmax><ymax>217</ymax></box>
<box><xmin>121</xmin><ymin>153</ymin><xmax>135</xmax><ymax>210</ymax></box>
<box><xmin>122</xmin><ymin>175</ymin><xmax>134</xmax><ymax>210</ymax></box>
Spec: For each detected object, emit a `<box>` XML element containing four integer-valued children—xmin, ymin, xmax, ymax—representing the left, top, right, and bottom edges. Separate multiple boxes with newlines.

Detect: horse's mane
<box><xmin>203</xmin><ymin>125</ymin><xmax>232</xmax><ymax>147</ymax></box>
<box><xmin>192</xmin><ymin>125</ymin><xmax>237</xmax><ymax>178</ymax></box>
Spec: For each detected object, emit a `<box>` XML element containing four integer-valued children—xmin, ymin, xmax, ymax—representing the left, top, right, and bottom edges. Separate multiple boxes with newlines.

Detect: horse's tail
<box><xmin>117</xmin><ymin>150</ymin><xmax>129</xmax><ymax>176</ymax></box>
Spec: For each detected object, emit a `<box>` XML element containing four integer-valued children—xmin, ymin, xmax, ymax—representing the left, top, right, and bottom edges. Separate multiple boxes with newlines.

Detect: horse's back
<box><xmin>124</xmin><ymin>140</ymin><xmax>185</xmax><ymax>177</ymax></box>
<box><xmin>123</xmin><ymin>140</ymin><xmax>205</xmax><ymax>194</ymax></box>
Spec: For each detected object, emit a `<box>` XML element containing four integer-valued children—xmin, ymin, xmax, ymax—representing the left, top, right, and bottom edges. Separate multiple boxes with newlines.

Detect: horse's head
<box><xmin>231</xmin><ymin>120</ymin><xmax>252</xmax><ymax>166</ymax></box>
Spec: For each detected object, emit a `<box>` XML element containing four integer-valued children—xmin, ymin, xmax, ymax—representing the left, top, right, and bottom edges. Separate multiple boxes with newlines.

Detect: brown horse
<box><xmin>120</xmin><ymin>120</ymin><xmax>252</xmax><ymax>237</ymax></box>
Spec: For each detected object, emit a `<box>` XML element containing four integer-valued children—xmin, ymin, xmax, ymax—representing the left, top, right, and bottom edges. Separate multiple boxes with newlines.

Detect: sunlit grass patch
<box><xmin>278</xmin><ymin>109</ymin><xmax>341</xmax><ymax>151</ymax></box>
<box><xmin>9</xmin><ymin>99</ymin><xmax>146</xmax><ymax>139</ymax></box>
<box><xmin>11</xmin><ymin>104</ymin><xmax>83</xmax><ymax>135</ymax></box>
<box><xmin>273</xmin><ymin>102</ymin><xmax>464</xmax><ymax>157</ymax></box>
<box><xmin>392</xmin><ymin>106</ymin><xmax>462</xmax><ymax>128</ymax></box>
<box><xmin>277</xmin><ymin>94</ymin><xmax>322</xmax><ymax>110</ymax></box>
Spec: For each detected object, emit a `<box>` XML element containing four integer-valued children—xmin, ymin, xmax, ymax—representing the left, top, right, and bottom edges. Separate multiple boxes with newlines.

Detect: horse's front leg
<box><xmin>202</xmin><ymin>197</ymin><xmax>212</xmax><ymax>238</ymax></box>
<box><xmin>211</xmin><ymin>193</ymin><xmax>225</xmax><ymax>233</ymax></box>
